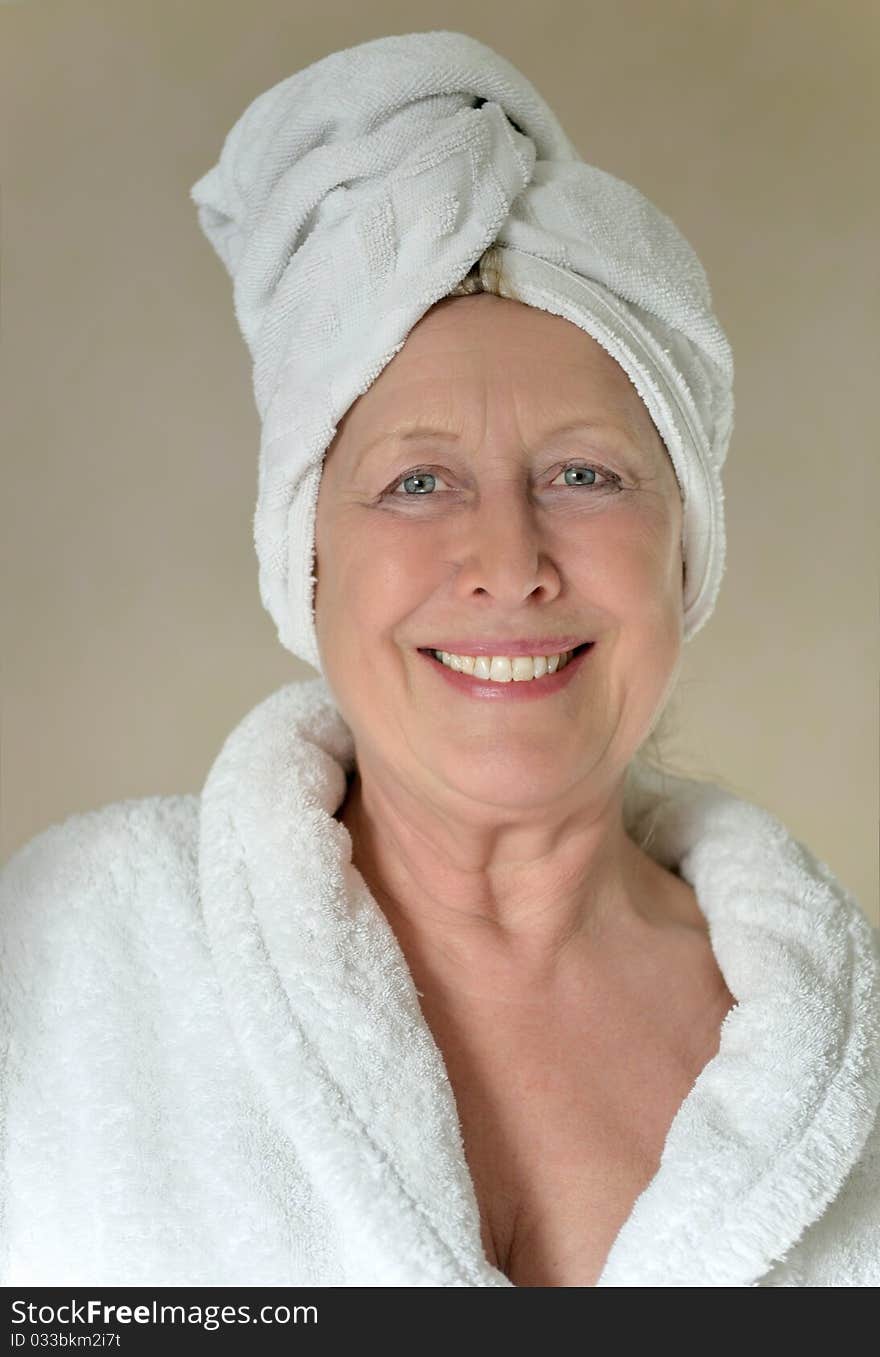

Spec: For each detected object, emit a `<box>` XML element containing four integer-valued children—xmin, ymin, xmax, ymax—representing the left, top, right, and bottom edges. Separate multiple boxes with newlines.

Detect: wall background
<box><xmin>1</xmin><ymin>0</ymin><xmax>876</xmax><ymax>924</ymax></box>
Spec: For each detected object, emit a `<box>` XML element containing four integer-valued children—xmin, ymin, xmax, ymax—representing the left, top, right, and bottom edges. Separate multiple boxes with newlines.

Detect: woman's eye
<box><xmin>392</xmin><ymin>470</ymin><xmax>447</xmax><ymax>495</ymax></box>
<box><xmin>551</xmin><ymin>465</ymin><xmax>601</xmax><ymax>488</ymax></box>
<box><xmin>388</xmin><ymin>463</ymin><xmax>618</xmax><ymax>497</ymax></box>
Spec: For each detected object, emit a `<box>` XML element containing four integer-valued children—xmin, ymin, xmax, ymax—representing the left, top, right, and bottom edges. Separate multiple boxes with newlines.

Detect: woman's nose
<box><xmin>451</xmin><ymin>490</ymin><xmax>563</xmax><ymax>605</ymax></box>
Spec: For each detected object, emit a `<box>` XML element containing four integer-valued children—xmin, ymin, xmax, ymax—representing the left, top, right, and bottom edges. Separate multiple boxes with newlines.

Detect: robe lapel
<box><xmin>599</xmin><ymin>763</ymin><xmax>880</xmax><ymax>1285</ymax></box>
<box><xmin>199</xmin><ymin>679</ymin><xmax>509</xmax><ymax>1285</ymax></box>
<box><xmin>199</xmin><ymin>678</ymin><xmax>880</xmax><ymax>1287</ymax></box>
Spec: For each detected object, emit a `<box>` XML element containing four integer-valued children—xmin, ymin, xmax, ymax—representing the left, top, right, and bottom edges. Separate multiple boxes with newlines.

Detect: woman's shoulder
<box><xmin>0</xmin><ymin>794</ymin><xmax>206</xmax><ymax>1062</ymax></box>
<box><xmin>0</xmin><ymin>793</ymin><xmax>201</xmax><ymax>945</ymax></box>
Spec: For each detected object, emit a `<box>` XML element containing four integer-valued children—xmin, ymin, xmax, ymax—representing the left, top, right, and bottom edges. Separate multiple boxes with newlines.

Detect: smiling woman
<box><xmin>314</xmin><ymin>287</ymin><xmax>686</xmax><ymax>797</ymax></box>
<box><xmin>316</xmin><ymin>261</ymin><xmax>685</xmax><ymax>795</ymax></box>
<box><xmin>1</xmin><ymin>29</ymin><xmax>877</xmax><ymax>1290</ymax></box>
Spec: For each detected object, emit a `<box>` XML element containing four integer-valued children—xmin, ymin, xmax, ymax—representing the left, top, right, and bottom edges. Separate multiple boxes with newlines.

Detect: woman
<box><xmin>316</xmin><ymin>281</ymin><xmax>743</xmax><ymax>1286</ymax></box>
<box><xmin>1</xmin><ymin>32</ymin><xmax>878</xmax><ymax>1288</ymax></box>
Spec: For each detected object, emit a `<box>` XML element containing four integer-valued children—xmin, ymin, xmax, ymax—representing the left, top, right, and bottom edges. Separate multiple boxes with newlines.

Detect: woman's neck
<box><xmin>336</xmin><ymin>760</ymin><xmax>700</xmax><ymax>1009</ymax></box>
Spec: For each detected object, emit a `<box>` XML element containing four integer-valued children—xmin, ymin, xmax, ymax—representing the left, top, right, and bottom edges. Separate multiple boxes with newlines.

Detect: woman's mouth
<box><xmin>417</xmin><ymin>643</ymin><xmax>595</xmax><ymax>700</ymax></box>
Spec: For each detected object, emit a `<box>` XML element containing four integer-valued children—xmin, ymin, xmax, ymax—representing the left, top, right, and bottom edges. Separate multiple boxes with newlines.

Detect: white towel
<box><xmin>189</xmin><ymin>30</ymin><xmax>735</xmax><ymax>670</ymax></box>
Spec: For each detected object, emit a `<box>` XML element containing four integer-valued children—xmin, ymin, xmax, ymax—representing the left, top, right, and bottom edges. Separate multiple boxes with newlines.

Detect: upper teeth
<box><xmin>434</xmin><ymin>649</ymin><xmax>574</xmax><ymax>681</ymax></box>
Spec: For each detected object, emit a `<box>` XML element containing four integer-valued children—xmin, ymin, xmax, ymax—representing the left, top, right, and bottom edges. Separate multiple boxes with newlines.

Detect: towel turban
<box><xmin>190</xmin><ymin>30</ymin><xmax>734</xmax><ymax>672</ymax></box>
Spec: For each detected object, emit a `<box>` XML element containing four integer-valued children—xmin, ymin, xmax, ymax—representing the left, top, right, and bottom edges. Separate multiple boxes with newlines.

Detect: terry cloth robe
<box><xmin>1</xmin><ymin>677</ymin><xmax>879</xmax><ymax>1288</ymax></box>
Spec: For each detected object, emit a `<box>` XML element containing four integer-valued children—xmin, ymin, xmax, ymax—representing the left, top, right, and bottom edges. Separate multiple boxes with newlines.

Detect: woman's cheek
<box><xmin>358</xmin><ymin>514</ymin><xmax>446</xmax><ymax>589</ymax></box>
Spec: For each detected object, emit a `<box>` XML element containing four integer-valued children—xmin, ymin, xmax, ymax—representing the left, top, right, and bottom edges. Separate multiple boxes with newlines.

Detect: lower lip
<box><xmin>417</xmin><ymin>645</ymin><xmax>595</xmax><ymax>701</ymax></box>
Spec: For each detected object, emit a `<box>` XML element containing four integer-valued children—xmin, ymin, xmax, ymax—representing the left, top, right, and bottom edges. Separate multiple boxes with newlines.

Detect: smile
<box><xmin>417</xmin><ymin>643</ymin><xmax>595</xmax><ymax>700</ymax></box>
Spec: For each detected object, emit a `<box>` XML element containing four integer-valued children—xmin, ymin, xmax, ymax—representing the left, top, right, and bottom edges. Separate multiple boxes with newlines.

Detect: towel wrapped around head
<box><xmin>189</xmin><ymin>29</ymin><xmax>734</xmax><ymax>671</ymax></box>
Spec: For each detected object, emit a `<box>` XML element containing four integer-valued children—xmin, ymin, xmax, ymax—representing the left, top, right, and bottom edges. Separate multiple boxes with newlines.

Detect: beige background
<box><xmin>1</xmin><ymin>0</ymin><xmax>877</xmax><ymax>924</ymax></box>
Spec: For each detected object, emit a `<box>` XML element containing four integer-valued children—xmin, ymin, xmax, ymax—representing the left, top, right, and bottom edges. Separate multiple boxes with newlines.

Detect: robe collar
<box><xmin>198</xmin><ymin>678</ymin><xmax>880</xmax><ymax>1286</ymax></box>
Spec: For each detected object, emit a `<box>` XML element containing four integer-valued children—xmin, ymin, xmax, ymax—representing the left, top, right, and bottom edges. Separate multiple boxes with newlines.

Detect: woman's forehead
<box><xmin>337</xmin><ymin>297</ymin><xmax>657</xmax><ymax>446</ymax></box>
<box><xmin>404</xmin><ymin>291</ymin><xmax>611</xmax><ymax>363</ymax></box>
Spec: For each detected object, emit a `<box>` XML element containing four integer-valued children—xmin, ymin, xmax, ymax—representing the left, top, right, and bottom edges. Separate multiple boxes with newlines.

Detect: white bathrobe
<box><xmin>1</xmin><ymin>677</ymin><xmax>878</xmax><ymax>1287</ymax></box>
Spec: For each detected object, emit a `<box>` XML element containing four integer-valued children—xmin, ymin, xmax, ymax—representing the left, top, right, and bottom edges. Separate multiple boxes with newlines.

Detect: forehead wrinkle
<box><xmin>354</xmin><ymin>415</ymin><xmax>646</xmax><ymax>468</ymax></box>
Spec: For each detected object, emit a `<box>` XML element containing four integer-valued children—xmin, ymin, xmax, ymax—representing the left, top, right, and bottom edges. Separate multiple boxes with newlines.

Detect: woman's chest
<box><xmin>426</xmin><ymin>977</ymin><xmax>735</xmax><ymax>1287</ymax></box>
<box><xmin>456</xmin><ymin>1059</ymin><xmax>694</xmax><ymax>1286</ymax></box>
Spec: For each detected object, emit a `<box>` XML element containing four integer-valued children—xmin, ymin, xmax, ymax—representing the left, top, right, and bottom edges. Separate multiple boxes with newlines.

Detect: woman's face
<box><xmin>314</xmin><ymin>293</ymin><xmax>684</xmax><ymax>810</ymax></box>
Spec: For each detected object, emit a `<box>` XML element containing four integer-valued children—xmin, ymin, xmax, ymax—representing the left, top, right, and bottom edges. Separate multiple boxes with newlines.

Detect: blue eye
<box><xmin>554</xmin><ymin>465</ymin><xmax>598</xmax><ymax>487</ymax></box>
<box><xmin>388</xmin><ymin>463</ymin><xmax>619</xmax><ymax>497</ymax></box>
<box><xmin>398</xmin><ymin>470</ymin><xmax>442</xmax><ymax>495</ymax></box>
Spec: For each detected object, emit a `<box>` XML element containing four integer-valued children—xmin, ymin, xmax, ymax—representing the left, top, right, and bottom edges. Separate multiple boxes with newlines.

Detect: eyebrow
<box><xmin>358</xmin><ymin>419</ymin><xmax>637</xmax><ymax>459</ymax></box>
